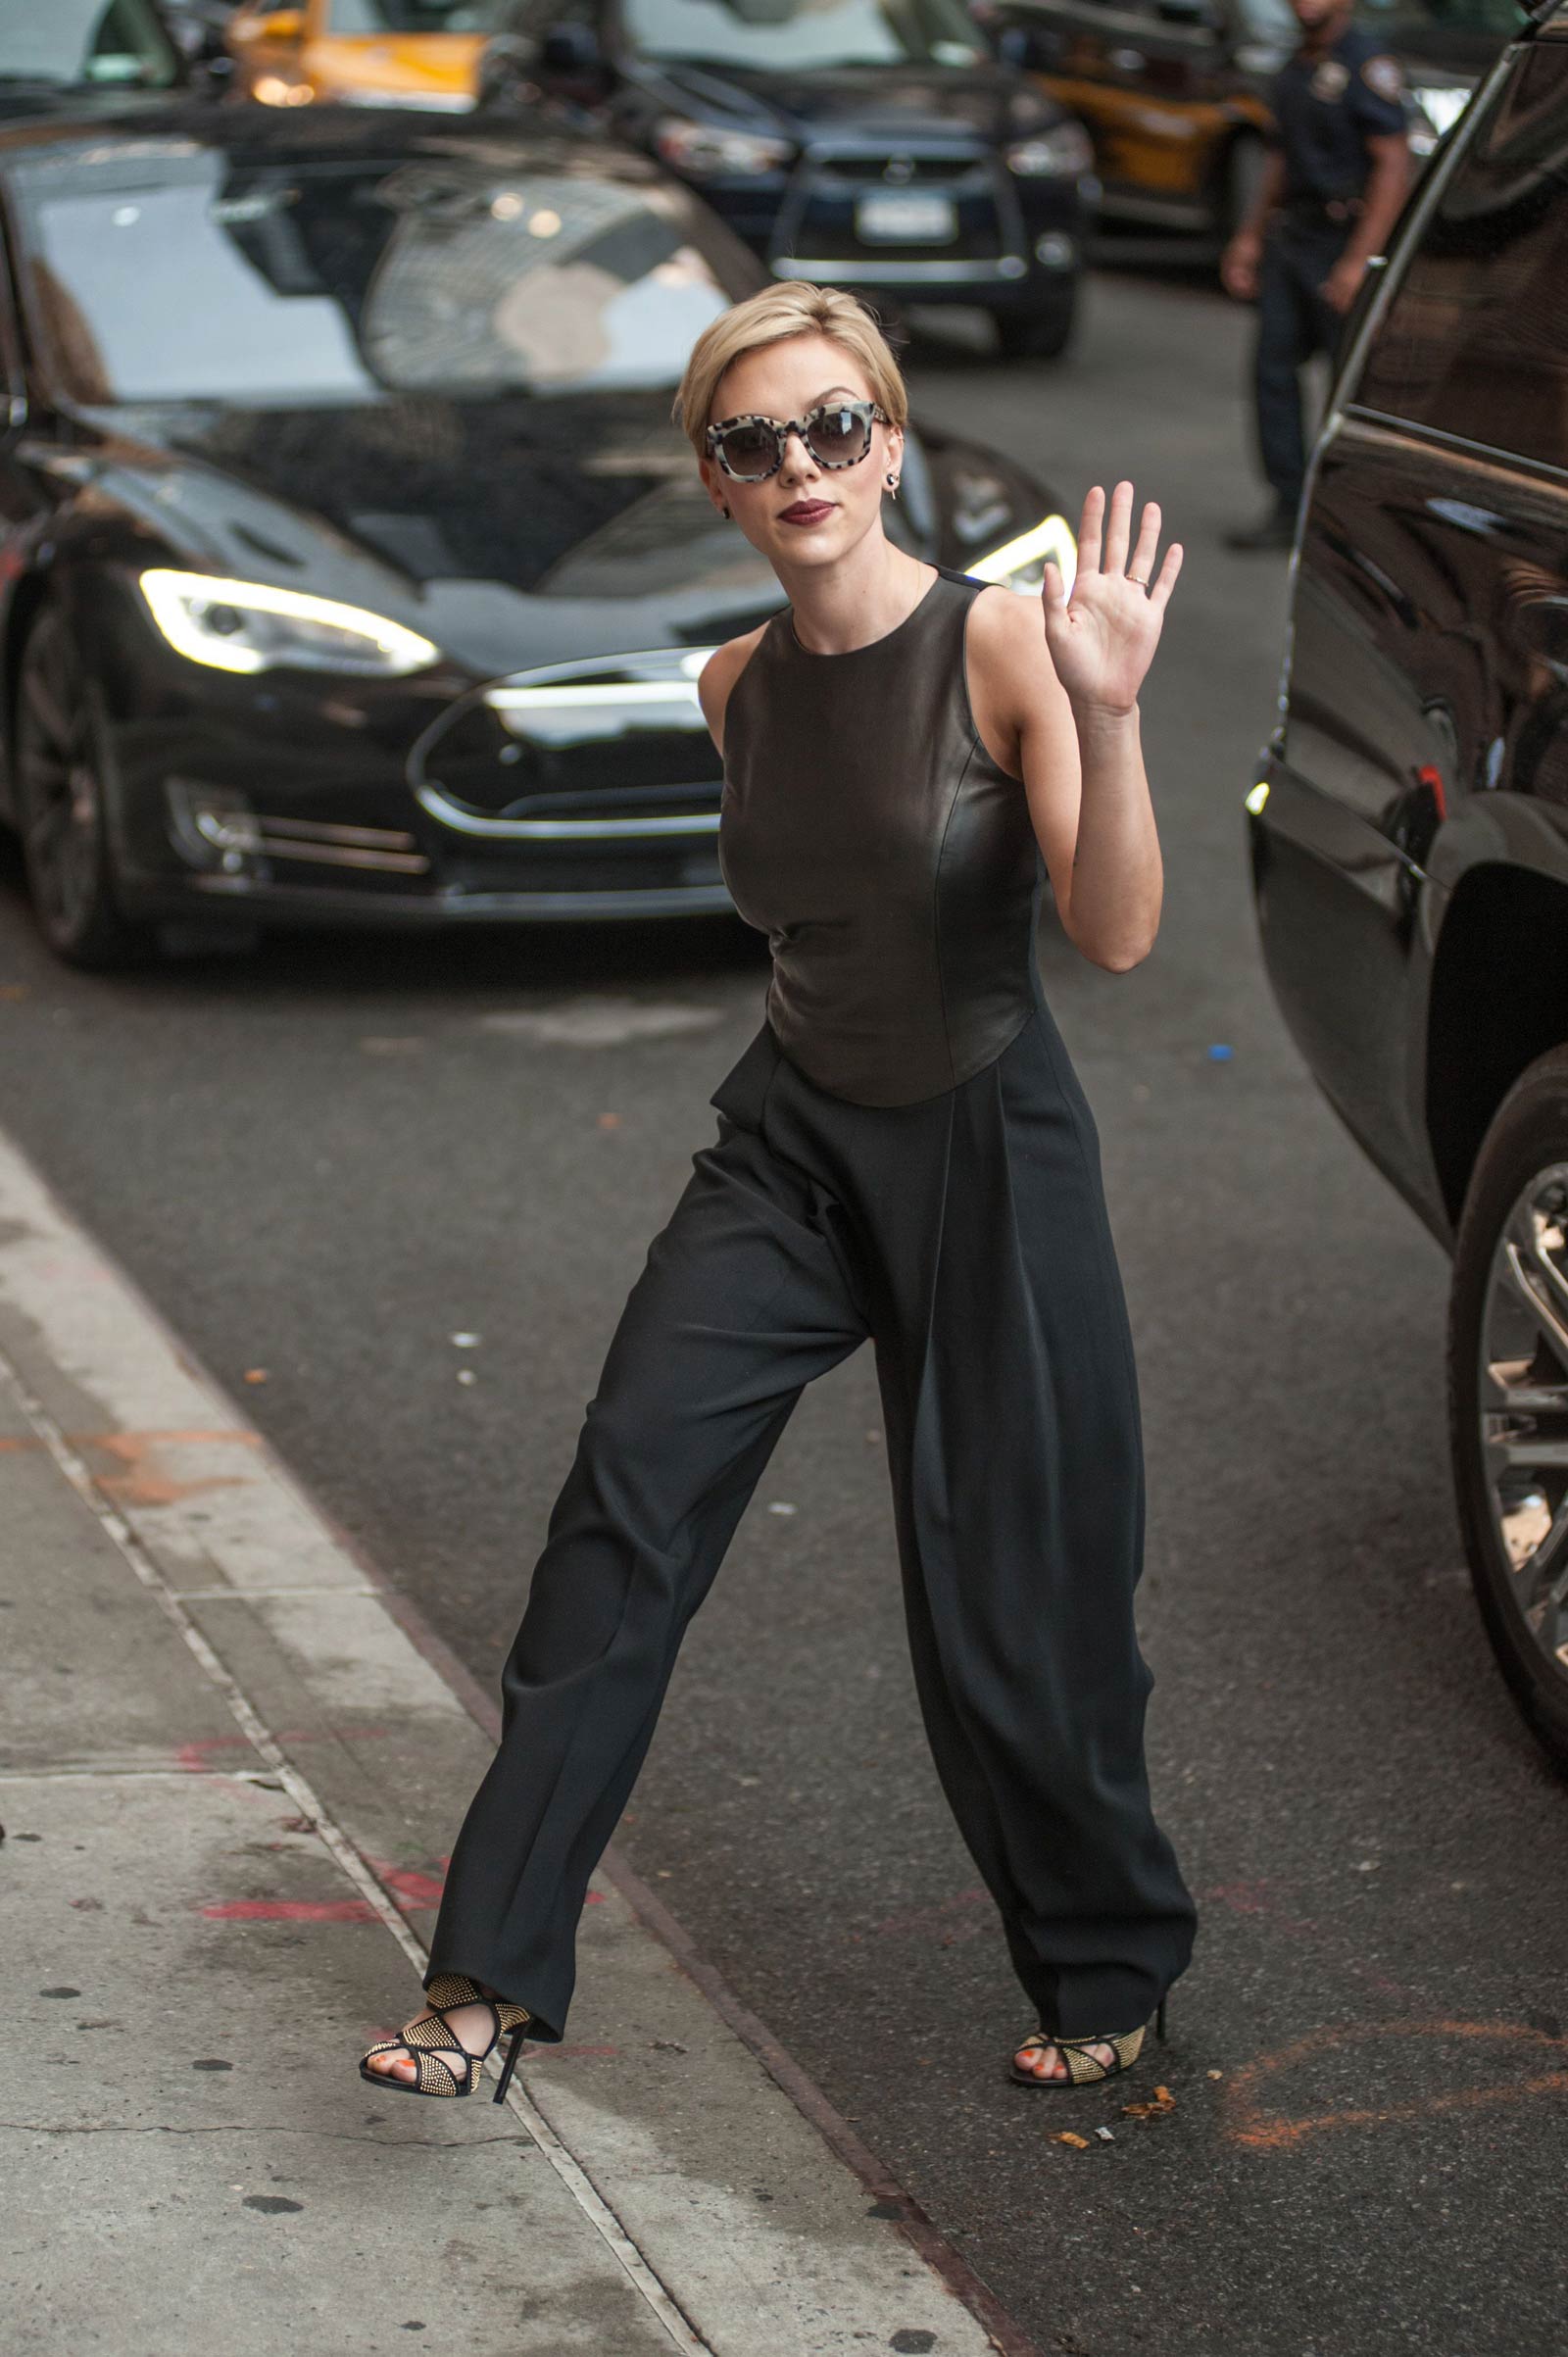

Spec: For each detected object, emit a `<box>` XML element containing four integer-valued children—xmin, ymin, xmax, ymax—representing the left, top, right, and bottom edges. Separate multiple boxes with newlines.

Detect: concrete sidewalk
<box><xmin>0</xmin><ymin>1127</ymin><xmax>1016</xmax><ymax>2357</ymax></box>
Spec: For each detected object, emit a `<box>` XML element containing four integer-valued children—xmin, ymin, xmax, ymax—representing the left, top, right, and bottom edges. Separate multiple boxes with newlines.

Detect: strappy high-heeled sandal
<box><xmin>359</xmin><ymin>1972</ymin><xmax>532</xmax><ymax>2103</ymax></box>
<box><xmin>1010</xmin><ymin>1992</ymin><xmax>1169</xmax><ymax>2088</ymax></box>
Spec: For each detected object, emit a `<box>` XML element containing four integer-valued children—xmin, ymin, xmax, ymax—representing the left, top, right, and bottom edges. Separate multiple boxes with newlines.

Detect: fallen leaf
<box><xmin>1154</xmin><ymin>2086</ymin><xmax>1175</xmax><ymax>2103</ymax></box>
<box><xmin>598</xmin><ymin>1112</ymin><xmax>620</xmax><ymax>1129</ymax></box>
<box><xmin>243</xmin><ymin>1369</ymin><xmax>269</xmax><ymax>1385</ymax></box>
<box><xmin>1207</xmin><ymin>2068</ymin><xmax>1224</xmax><ymax>2080</ymax></box>
<box><xmin>1052</xmin><ymin>2131</ymin><xmax>1091</xmax><ymax>2149</ymax></box>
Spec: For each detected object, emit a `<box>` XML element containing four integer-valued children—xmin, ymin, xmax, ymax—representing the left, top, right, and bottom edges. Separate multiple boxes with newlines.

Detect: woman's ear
<box><xmin>698</xmin><ymin>454</ymin><xmax>730</xmax><ymax>519</ymax></box>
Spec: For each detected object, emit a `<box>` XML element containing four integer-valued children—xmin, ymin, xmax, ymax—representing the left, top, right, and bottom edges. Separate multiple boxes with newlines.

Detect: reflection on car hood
<box><xmin>65</xmin><ymin>389</ymin><xmax>801</xmax><ymax>671</ymax></box>
<box><xmin>634</xmin><ymin>58</ymin><xmax>1065</xmax><ymax>142</ymax></box>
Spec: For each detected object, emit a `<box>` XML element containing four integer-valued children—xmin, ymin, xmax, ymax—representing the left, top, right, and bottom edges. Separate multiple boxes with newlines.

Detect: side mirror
<box><xmin>539</xmin><ymin>20</ymin><xmax>603</xmax><ymax>73</ymax></box>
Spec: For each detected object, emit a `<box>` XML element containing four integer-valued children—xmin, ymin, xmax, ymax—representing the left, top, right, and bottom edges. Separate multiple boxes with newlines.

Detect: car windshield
<box><xmin>1</xmin><ymin>0</ymin><xmax>181</xmax><ymax>88</ymax></box>
<box><xmin>322</xmin><ymin>0</ymin><xmax>511</xmax><ymax>29</ymax></box>
<box><xmin>9</xmin><ymin>149</ymin><xmax>746</xmax><ymax>407</ymax></box>
<box><xmin>620</xmin><ymin>0</ymin><xmax>988</xmax><ymax>73</ymax></box>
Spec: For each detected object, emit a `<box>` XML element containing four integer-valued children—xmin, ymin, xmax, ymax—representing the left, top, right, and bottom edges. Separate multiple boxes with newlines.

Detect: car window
<box><xmin>620</xmin><ymin>0</ymin><xmax>987</xmax><ymax>72</ymax></box>
<box><xmin>2</xmin><ymin>0</ymin><xmax>181</xmax><ymax>88</ymax></box>
<box><xmin>1352</xmin><ymin>38</ymin><xmax>1568</xmax><ymax>471</ymax></box>
<box><xmin>8</xmin><ymin>151</ymin><xmax>747</xmax><ymax>407</ymax></box>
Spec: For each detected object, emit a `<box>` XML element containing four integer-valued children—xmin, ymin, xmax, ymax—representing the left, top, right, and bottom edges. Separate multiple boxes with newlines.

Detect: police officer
<box><xmin>1221</xmin><ymin>0</ymin><xmax>1410</xmax><ymax>549</ymax></box>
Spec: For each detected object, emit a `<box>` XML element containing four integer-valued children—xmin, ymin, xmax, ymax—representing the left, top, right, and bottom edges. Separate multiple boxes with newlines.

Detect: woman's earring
<box><xmin>720</xmin><ymin>502</ymin><xmax>731</xmax><ymax>519</ymax></box>
<box><xmin>886</xmin><ymin>472</ymin><xmax>899</xmax><ymax>497</ymax></box>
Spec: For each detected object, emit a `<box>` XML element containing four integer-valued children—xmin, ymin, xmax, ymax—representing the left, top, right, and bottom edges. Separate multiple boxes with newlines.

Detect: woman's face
<box><xmin>700</xmin><ymin>330</ymin><xmax>904</xmax><ymax>572</ymax></box>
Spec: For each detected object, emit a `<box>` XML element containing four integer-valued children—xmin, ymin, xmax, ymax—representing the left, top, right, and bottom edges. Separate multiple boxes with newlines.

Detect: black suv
<box><xmin>475</xmin><ymin>0</ymin><xmax>1098</xmax><ymax>357</ymax></box>
<box><xmin>1248</xmin><ymin>0</ymin><xmax>1568</xmax><ymax>1766</ymax></box>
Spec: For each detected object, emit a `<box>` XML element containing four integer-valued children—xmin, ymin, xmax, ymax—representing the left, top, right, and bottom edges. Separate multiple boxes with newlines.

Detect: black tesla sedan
<box><xmin>474</xmin><ymin>0</ymin><xmax>1097</xmax><ymax>358</ymax></box>
<box><xmin>0</xmin><ymin>103</ymin><xmax>1074</xmax><ymax>965</ymax></box>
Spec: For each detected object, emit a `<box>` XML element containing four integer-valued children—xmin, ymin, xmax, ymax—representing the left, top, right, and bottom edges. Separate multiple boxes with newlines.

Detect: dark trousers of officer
<box><xmin>1253</xmin><ymin>221</ymin><xmax>1350</xmax><ymax>511</ymax></box>
<box><xmin>426</xmin><ymin>997</ymin><xmax>1200</xmax><ymax>2043</ymax></box>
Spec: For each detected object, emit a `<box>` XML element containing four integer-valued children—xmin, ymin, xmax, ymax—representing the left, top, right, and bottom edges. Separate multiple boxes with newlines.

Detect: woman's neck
<box><xmin>782</xmin><ymin>543</ymin><xmax>940</xmax><ymax>657</ymax></box>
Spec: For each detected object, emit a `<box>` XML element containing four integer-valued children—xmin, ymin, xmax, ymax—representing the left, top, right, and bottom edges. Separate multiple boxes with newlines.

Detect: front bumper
<box><xmin>696</xmin><ymin>147</ymin><xmax>1092</xmax><ymax>307</ymax></box>
<box><xmin>104</xmin><ymin>648</ymin><xmax>735</xmax><ymax>931</ymax></box>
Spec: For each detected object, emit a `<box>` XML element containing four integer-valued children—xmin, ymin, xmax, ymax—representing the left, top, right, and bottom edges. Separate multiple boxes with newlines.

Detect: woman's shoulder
<box><xmin>697</xmin><ymin>616</ymin><xmax>777</xmax><ymax>757</ymax></box>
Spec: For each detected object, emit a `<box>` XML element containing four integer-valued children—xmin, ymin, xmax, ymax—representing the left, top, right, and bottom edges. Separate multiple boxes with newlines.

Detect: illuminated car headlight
<box><xmin>1005</xmin><ymin>123</ymin><xmax>1095</xmax><ymax>178</ymax></box>
<box><xmin>654</xmin><ymin>117</ymin><xmax>795</xmax><ymax>177</ymax></box>
<box><xmin>139</xmin><ymin>571</ymin><xmax>440</xmax><ymax>677</ymax></box>
<box><xmin>965</xmin><ymin>514</ymin><xmax>1078</xmax><ymax>598</ymax></box>
<box><xmin>252</xmin><ymin>73</ymin><xmax>316</xmax><ymax>106</ymax></box>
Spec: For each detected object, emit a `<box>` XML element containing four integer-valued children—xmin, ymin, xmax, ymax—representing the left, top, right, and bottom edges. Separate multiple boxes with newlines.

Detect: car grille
<box><xmin>411</xmin><ymin>649</ymin><xmax>725</xmax><ymax>834</ymax></box>
<box><xmin>775</xmin><ymin>146</ymin><xmax>1010</xmax><ymax>266</ymax></box>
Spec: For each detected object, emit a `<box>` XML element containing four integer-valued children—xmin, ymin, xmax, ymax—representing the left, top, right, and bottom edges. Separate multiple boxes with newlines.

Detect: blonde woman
<box><xmin>360</xmin><ymin>281</ymin><xmax>1197</xmax><ymax>2103</ymax></box>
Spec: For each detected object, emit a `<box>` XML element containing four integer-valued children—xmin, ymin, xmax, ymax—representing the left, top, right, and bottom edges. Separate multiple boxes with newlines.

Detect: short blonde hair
<box><xmin>671</xmin><ymin>279</ymin><xmax>908</xmax><ymax>460</ymax></box>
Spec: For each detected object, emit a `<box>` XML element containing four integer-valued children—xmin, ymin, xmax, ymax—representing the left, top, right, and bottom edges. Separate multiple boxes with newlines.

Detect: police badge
<box><xmin>1361</xmin><ymin>53</ymin><xmax>1404</xmax><ymax>100</ymax></box>
<box><xmin>1310</xmin><ymin>57</ymin><xmax>1350</xmax><ymax>99</ymax></box>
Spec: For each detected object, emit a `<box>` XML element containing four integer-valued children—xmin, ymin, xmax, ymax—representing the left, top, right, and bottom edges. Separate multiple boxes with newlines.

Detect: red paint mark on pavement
<box><xmin>1225</xmin><ymin>2018</ymin><xmax>1568</xmax><ymax>2149</ymax></box>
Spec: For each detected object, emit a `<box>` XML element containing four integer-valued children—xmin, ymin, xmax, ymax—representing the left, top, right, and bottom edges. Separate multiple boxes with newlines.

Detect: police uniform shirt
<box><xmin>1267</xmin><ymin>23</ymin><xmax>1407</xmax><ymax>208</ymax></box>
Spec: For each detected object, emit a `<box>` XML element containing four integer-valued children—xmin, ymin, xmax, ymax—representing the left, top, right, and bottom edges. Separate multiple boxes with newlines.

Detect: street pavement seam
<box><xmin>0</xmin><ymin>1119</ymin><xmax>1009</xmax><ymax>2356</ymax></box>
<box><xmin>0</xmin><ymin>1346</ymin><xmax>717</xmax><ymax>2357</ymax></box>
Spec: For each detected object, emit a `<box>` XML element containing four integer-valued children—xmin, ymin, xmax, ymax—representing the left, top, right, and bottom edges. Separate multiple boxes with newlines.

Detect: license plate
<box><xmin>855</xmin><ymin>190</ymin><xmax>957</xmax><ymax>244</ymax></box>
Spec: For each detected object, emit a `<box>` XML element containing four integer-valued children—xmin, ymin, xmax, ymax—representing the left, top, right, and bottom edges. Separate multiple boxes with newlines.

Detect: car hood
<box><xmin>626</xmin><ymin>58</ymin><xmax>1065</xmax><ymax>143</ymax></box>
<box><xmin>57</xmin><ymin>390</ymin><xmax>1054</xmax><ymax>675</ymax></box>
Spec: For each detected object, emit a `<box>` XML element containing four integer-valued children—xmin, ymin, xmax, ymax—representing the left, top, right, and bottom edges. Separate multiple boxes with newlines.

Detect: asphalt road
<box><xmin>5</xmin><ymin>254</ymin><xmax>1567</xmax><ymax>2357</ymax></box>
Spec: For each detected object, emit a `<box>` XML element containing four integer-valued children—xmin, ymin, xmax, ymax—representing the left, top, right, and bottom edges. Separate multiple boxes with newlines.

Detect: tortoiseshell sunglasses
<box><xmin>706</xmin><ymin>399</ymin><xmax>891</xmax><ymax>482</ymax></box>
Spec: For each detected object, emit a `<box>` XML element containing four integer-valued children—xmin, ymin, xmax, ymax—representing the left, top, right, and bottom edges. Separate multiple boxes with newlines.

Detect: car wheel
<box><xmin>14</xmin><ymin>603</ymin><xmax>148</xmax><ymax>969</ymax></box>
<box><xmin>1447</xmin><ymin>1043</ymin><xmax>1568</xmax><ymax>1768</ymax></box>
<box><xmin>993</xmin><ymin>294</ymin><xmax>1077</xmax><ymax>363</ymax></box>
<box><xmin>1219</xmin><ymin>131</ymin><xmax>1268</xmax><ymax>248</ymax></box>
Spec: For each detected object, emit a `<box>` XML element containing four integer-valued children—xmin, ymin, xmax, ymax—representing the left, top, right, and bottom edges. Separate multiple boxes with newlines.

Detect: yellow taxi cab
<box><xmin>976</xmin><ymin>0</ymin><xmax>1485</xmax><ymax>242</ymax></box>
<box><xmin>226</xmin><ymin>0</ymin><xmax>501</xmax><ymax>110</ymax></box>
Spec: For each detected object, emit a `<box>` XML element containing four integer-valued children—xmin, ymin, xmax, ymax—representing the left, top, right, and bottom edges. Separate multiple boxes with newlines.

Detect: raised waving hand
<box><xmin>1042</xmin><ymin>481</ymin><xmax>1181</xmax><ymax>718</ymax></box>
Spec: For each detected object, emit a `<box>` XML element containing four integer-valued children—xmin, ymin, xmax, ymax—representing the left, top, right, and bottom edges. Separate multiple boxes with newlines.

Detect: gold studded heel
<box><xmin>1010</xmin><ymin>1991</ymin><xmax>1168</xmax><ymax>2089</ymax></box>
<box><xmin>359</xmin><ymin>1972</ymin><xmax>531</xmax><ymax>2101</ymax></box>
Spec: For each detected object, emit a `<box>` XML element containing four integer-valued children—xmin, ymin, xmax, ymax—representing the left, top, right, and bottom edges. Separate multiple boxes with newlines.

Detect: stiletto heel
<box><xmin>493</xmin><ymin>2022</ymin><xmax>527</xmax><ymax>2106</ymax></box>
<box><xmin>1155</xmin><ymin>1993</ymin><xmax>1169</xmax><ymax>2041</ymax></box>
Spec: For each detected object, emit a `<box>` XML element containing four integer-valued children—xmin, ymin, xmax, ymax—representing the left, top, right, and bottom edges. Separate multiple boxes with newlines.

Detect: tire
<box><xmin>14</xmin><ymin>602</ymin><xmax>149</xmax><ymax>970</ymax></box>
<box><xmin>1218</xmin><ymin>131</ymin><xmax>1268</xmax><ymax>250</ymax></box>
<box><xmin>1447</xmin><ymin>1043</ymin><xmax>1568</xmax><ymax>1771</ymax></box>
<box><xmin>993</xmin><ymin>291</ymin><xmax>1077</xmax><ymax>362</ymax></box>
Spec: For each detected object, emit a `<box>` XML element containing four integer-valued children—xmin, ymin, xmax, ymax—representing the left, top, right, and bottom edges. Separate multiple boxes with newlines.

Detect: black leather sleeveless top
<box><xmin>717</xmin><ymin>564</ymin><xmax>1043</xmax><ymax>1108</ymax></box>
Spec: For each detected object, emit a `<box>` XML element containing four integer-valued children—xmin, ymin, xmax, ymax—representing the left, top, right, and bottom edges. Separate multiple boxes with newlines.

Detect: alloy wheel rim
<box><xmin>1478</xmin><ymin>1160</ymin><xmax>1568</xmax><ymax>1686</ymax></box>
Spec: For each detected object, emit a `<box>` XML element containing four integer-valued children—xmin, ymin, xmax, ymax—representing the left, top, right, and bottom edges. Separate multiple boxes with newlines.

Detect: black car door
<box><xmin>1277</xmin><ymin>26</ymin><xmax>1568</xmax><ymax>1177</ymax></box>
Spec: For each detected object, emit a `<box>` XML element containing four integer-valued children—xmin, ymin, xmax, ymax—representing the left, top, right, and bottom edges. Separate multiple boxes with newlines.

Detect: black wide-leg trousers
<box><xmin>426</xmin><ymin>995</ymin><xmax>1199</xmax><ymax>2042</ymax></box>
